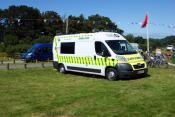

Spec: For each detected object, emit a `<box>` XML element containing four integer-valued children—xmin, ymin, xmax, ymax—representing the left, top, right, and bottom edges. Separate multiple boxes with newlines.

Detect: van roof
<box><xmin>55</xmin><ymin>32</ymin><xmax>125</xmax><ymax>41</ymax></box>
<box><xmin>32</xmin><ymin>43</ymin><xmax>52</xmax><ymax>47</ymax></box>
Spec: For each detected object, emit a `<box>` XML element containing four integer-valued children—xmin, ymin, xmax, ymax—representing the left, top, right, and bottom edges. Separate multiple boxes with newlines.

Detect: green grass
<box><xmin>0</xmin><ymin>68</ymin><xmax>175</xmax><ymax>117</ymax></box>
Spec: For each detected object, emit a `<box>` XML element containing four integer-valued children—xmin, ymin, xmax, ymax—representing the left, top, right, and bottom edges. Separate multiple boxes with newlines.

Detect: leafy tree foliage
<box><xmin>125</xmin><ymin>34</ymin><xmax>175</xmax><ymax>51</ymax></box>
<box><xmin>87</xmin><ymin>14</ymin><xmax>123</xmax><ymax>33</ymax></box>
<box><xmin>0</xmin><ymin>5</ymin><xmax>174</xmax><ymax>54</ymax></box>
<box><xmin>0</xmin><ymin>5</ymin><xmax>124</xmax><ymax>54</ymax></box>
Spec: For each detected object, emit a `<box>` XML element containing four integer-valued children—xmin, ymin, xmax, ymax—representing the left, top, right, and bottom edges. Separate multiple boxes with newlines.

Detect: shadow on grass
<box><xmin>63</xmin><ymin>71</ymin><xmax>150</xmax><ymax>81</ymax></box>
<box><xmin>120</xmin><ymin>74</ymin><xmax>150</xmax><ymax>81</ymax></box>
<box><xmin>66</xmin><ymin>71</ymin><xmax>105</xmax><ymax>80</ymax></box>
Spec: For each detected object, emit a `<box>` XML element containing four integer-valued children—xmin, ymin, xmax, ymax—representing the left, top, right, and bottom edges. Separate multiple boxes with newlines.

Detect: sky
<box><xmin>0</xmin><ymin>0</ymin><xmax>175</xmax><ymax>38</ymax></box>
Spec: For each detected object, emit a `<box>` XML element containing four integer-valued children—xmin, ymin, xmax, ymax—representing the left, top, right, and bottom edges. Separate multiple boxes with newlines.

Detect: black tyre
<box><xmin>58</xmin><ymin>64</ymin><xmax>66</xmax><ymax>74</ymax></box>
<box><xmin>105</xmin><ymin>68</ymin><xmax>118</xmax><ymax>80</ymax></box>
<box><xmin>53</xmin><ymin>62</ymin><xmax>59</xmax><ymax>69</ymax></box>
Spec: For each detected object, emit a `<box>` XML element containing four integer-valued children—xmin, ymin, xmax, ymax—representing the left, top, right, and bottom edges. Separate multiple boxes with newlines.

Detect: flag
<box><xmin>141</xmin><ymin>14</ymin><xmax>148</xmax><ymax>28</ymax></box>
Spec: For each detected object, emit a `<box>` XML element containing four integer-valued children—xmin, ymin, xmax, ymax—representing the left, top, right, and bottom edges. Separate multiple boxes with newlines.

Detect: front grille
<box><xmin>133</xmin><ymin>63</ymin><xmax>145</xmax><ymax>69</ymax></box>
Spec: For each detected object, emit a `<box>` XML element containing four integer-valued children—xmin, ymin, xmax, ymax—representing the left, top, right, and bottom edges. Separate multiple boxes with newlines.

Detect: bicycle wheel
<box><xmin>148</xmin><ymin>60</ymin><xmax>155</xmax><ymax>68</ymax></box>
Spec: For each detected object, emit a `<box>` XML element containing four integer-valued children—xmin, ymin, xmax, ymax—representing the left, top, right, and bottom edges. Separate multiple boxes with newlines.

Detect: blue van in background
<box><xmin>21</xmin><ymin>43</ymin><xmax>53</xmax><ymax>62</ymax></box>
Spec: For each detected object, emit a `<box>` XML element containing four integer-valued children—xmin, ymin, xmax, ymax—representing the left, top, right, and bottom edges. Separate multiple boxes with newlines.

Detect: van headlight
<box><xmin>26</xmin><ymin>53</ymin><xmax>32</xmax><ymax>58</ymax></box>
<box><xmin>116</xmin><ymin>56</ymin><xmax>127</xmax><ymax>63</ymax></box>
<box><xmin>27</xmin><ymin>53</ymin><xmax>32</xmax><ymax>56</ymax></box>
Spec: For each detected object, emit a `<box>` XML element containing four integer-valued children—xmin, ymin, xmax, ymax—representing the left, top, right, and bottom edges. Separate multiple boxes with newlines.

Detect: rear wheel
<box><xmin>59</xmin><ymin>64</ymin><xmax>66</xmax><ymax>74</ymax></box>
<box><xmin>105</xmin><ymin>68</ymin><xmax>118</xmax><ymax>81</ymax></box>
<box><xmin>53</xmin><ymin>62</ymin><xmax>59</xmax><ymax>69</ymax></box>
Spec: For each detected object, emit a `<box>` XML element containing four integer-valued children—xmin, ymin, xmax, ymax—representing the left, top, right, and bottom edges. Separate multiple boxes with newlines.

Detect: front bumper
<box><xmin>116</xmin><ymin>63</ymin><xmax>148</xmax><ymax>79</ymax></box>
<box><xmin>118</xmin><ymin>68</ymin><xmax>148</xmax><ymax>78</ymax></box>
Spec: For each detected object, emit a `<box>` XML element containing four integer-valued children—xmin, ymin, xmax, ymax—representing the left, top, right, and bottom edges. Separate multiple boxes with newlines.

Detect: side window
<box><xmin>43</xmin><ymin>47</ymin><xmax>52</xmax><ymax>53</ymax></box>
<box><xmin>35</xmin><ymin>48</ymin><xmax>42</xmax><ymax>53</ymax></box>
<box><xmin>95</xmin><ymin>41</ymin><xmax>111</xmax><ymax>57</ymax></box>
<box><xmin>42</xmin><ymin>47</ymin><xmax>47</xmax><ymax>53</ymax></box>
<box><xmin>61</xmin><ymin>42</ymin><xmax>75</xmax><ymax>54</ymax></box>
<box><xmin>47</xmin><ymin>47</ymin><xmax>52</xmax><ymax>53</ymax></box>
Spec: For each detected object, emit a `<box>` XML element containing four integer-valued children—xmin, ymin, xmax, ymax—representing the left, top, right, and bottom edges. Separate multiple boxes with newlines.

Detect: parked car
<box><xmin>166</xmin><ymin>45</ymin><xmax>174</xmax><ymax>51</ymax></box>
<box><xmin>21</xmin><ymin>43</ymin><xmax>53</xmax><ymax>62</ymax></box>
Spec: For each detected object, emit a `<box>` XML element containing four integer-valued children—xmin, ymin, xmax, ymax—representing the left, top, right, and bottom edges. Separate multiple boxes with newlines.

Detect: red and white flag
<box><xmin>141</xmin><ymin>14</ymin><xmax>148</xmax><ymax>28</ymax></box>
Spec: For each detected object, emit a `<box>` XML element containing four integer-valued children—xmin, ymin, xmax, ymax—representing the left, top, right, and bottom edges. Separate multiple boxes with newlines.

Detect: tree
<box><xmin>2</xmin><ymin>5</ymin><xmax>43</xmax><ymax>39</ymax></box>
<box><xmin>68</xmin><ymin>14</ymin><xmax>88</xmax><ymax>34</ymax></box>
<box><xmin>42</xmin><ymin>11</ymin><xmax>63</xmax><ymax>35</ymax></box>
<box><xmin>87</xmin><ymin>14</ymin><xmax>124</xmax><ymax>34</ymax></box>
<box><xmin>125</xmin><ymin>34</ymin><xmax>135</xmax><ymax>42</ymax></box>
<box><xmin>3</xmin><ymin>34</ymin><xmax>18</xmax><ymax>46</ymax></box>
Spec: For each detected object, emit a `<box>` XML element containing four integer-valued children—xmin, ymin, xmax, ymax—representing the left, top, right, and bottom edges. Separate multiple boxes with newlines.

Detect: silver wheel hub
<box><xmin>108</xmin><ymin>71</ymin><xmax>115</xmax><ymax>79</ymax></box>
<box><xmin>60</xmin><ymin>67</ymin><xmax>65</xmax><ymax>73</ymax></box>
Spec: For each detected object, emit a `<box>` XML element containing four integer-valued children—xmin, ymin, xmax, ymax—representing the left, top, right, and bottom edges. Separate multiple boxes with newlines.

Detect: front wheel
<box><xmin>59</xmin><ymin>64</ymin><xmax>66</xmax><ymax>74</ymax></box>
<box><xmin>105</xmin><ymin>68</ymin><xmax>118</xmax><ymax>81</ymax></box>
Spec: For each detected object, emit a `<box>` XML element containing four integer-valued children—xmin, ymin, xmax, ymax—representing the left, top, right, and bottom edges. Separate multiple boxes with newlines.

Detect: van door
<box><xmin>62</xmin><ymin>41</ymin><xmax>111</xmax><ymax>76</ymax></box>
<box><xmin>34</xmin><ymin>48</ymin><xmax>42</xmax><ymax>60</ymax></box>
<box><xmin>95</xmin><ymin>41</ymin><xmax>111</xmax><ymax>58</ymax></box>
<box><xmin>70</xmin><ymin>41</ymin><xmax>111</xmax><ymax>75</ymax></box>
<box><xmin>92</xmin><ymin>41</ymin><xmax>111</xmax><ymax>75</ymax></box>
<box><xmin>42</xmin><ymin>47</ymin><xmax>52</xmax><ymax>60</ymax></box>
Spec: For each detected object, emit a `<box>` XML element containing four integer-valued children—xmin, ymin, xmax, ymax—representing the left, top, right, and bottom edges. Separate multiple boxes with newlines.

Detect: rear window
<box><xmin>61</xmin><ymin>42</ymin><xmax>75</xmax><ymax>54</ymax></box>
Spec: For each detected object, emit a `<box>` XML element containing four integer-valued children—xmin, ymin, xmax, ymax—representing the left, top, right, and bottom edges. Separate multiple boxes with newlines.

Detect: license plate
<box><xmin>137</xmin><ymin>70</ymin><xmax>144</xmax><ymax>74</ymax></box>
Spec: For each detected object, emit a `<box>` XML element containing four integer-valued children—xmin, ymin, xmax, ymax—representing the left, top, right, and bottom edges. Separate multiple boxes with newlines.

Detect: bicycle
<box><xmin>148</xmin><ymin>55</ymin><xmax>168</xmax><ymax>68</ymax></box>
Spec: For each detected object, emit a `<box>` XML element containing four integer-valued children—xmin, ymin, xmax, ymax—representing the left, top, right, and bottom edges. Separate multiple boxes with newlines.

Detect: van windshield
<box><xmin>27</xmin><ymin>47</ymin><xmax>36</xmax><ymax>53</ymax></box>
<box><xmin>106</xmin><ymin>40</ymin><xmax>137</xmax><ymax>55</ymax></box>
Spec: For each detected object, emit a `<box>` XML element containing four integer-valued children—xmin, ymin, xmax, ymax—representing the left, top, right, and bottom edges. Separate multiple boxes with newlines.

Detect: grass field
<box><xmin>0</xmin><ymin>68</ymin><xmax>175</xmax><ymax>117</ymax></box>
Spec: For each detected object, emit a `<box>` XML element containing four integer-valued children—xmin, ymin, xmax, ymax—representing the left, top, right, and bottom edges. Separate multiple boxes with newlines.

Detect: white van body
<box><xmin>53</xmin><ymin>32</ymin><xmax>147</xmax><ymax>79</ymax></box>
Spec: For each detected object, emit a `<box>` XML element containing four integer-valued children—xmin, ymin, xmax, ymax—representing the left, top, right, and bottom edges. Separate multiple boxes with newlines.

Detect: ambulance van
<box><xmin>53</xmin><ymin>32</ymin><xmax>148</xmax><ymax>80</ymax></box>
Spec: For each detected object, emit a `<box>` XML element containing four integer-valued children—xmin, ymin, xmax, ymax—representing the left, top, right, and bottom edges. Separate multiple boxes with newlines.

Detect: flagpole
<box><xmin>147</xmin><ymin>22</ymin><xmax>149</xmax><ymax>52</ymax></box>
<box><xmin>66</xmin><ymin>17</ymin><xmax>69</xmax><ymax>34</ymax></box>
<box><xmin>147</xmin><ymin>12</ymin><xmax>149</xmax><ymax>52</ymax></box>
<box><xmin>141</xmin><ymin>13</ymin><xmax>149</xmax><ymax>52</ymax></box>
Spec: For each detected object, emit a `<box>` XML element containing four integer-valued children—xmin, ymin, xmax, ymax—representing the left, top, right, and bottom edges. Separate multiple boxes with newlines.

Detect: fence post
<box><xmin>41</xmin><ymin>62</ymin><xmax>45</xmax><ymax>68</ymax></box>
<box><xmin>1</xmin><ymin>60</ymin><xmax>3</xmax><ymax>64</ymax></box>
<box><xmin>7</xmin><ymin>63</ymin><xmax>10</xmax><ymax>70</ymax></box>
<box><xmin>24</xmin><ymin>63</ymin><xmax>27</xmax><ymax>69</ymax></box>
<box><xmin>13</xmin><ymin>59</ymin><xmax>15</xmax><ymax>64</ymax></box>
